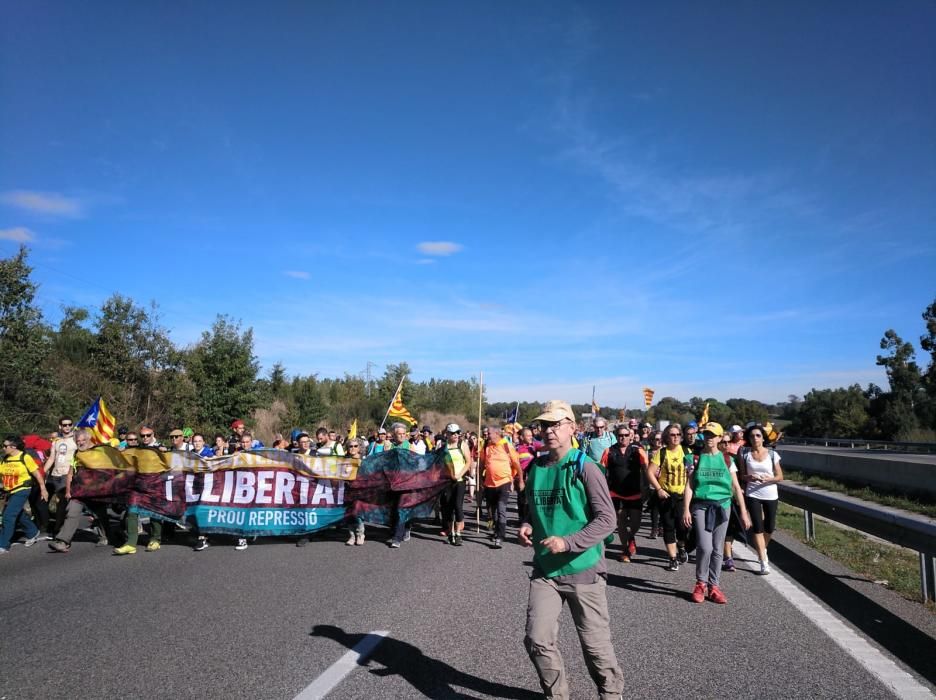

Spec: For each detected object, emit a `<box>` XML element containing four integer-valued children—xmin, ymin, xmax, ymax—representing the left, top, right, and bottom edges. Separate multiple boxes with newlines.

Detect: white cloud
<box><xmin>0</xmin><ymin>226</ymin><xmax>35</xmax><ymax>242</ymax></box>
<box><xmin>416</xmin><ymin>241</ymin><xmax>463</xmax><ymax>256</ymax></box>
<box><xmin>284</xmin><ymin>270</ymin><xmax>310</xmax><ymax>280</ymax></box>
<box><xmin>0</xmin><ymin>190</ymin><xmax>84</xmax><ymax>218</ymax></box>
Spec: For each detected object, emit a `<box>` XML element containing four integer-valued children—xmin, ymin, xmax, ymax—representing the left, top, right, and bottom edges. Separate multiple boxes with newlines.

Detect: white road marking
<box><xmin>294</xmin><ymin>630</ymin><xmax>389</xmax><ymax>700</ymax></box>
<box><xmin>734</xmin><ymin>543</ymin><xmax>934</xmax><ymax>699</ymax></box>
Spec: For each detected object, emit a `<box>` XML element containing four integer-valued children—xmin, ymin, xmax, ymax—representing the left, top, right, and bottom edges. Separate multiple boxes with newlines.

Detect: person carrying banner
<box><xmin>344</xmin><ymin>439</ymin><xmax>367</xmax><ymax>546</ymax></box>
<box><xmin>519</xmin><ymin>400</ymin><xmax>623</xmax><ymax>700</ymax></box>
<box><xmin>49</xmin><ymin>429</ymin><xmax>113</xmax><ymax>553</ymax></box>
<box><xmin>389</xmin><ymin>422</ymin><xmax>416</xmax><ymax>547</ymax></box>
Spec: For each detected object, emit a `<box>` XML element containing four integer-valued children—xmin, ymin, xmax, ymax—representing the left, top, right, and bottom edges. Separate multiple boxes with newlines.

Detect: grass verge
<box><xmin>775</xmin><ymin>502</ymin><xmax>930</xmax><ymax>607</ymax></box>
<box><xmin>783</xmin><ymin>470</ymin><xmax>936</xmax><ymax>519</ymax></box>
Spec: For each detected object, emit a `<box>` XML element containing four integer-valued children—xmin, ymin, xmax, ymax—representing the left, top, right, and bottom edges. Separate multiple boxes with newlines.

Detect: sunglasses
<box><xmin>126</xmin><ymin>438</ymin><xmax>139</xmax><ymax>442</ymax></box>
<box><xmin>2</xmin><ymin>443</ymin><xmax>14</xmax><ymax>448</ymax></box>
<box><xmin>141</xmin><ymin>433</ymin><xmax>153</xmax><ymax>438</ymax></box>
<box><xmin>60</xmin><ymin>422</ymin><xmax>73</xmax><ymax>427</ymax></box>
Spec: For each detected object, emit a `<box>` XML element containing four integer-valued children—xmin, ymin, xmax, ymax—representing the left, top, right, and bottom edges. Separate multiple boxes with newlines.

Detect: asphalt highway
<box><xmin>2</xmin><ymin>502</ymin><xmax>934</xmax><ymax>699</ymax></box>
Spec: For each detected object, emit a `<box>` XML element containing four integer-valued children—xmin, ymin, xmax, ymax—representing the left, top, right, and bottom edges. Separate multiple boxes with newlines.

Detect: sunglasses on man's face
<box><xmin>61</xmin><ymin>422</ymin><xmax>73</xmax><ymax>428</ymax></box>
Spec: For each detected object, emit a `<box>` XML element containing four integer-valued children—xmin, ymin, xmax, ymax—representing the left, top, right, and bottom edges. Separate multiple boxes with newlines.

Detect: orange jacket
<box><xmin>480</xmin><ymin>438</ymin><xmax>522</xmax><ymax>488</ymax></box>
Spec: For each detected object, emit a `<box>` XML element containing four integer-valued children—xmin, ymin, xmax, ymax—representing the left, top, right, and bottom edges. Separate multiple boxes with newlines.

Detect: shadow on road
<box><xmin>770</xmin><ymin>541</ymin><xmax>936</xmax><ymax>685</ymax></box>
<box><xmin>310</xmin><ymin>625</ymin><xmax>541</xmax><ymax>699</ymax></box>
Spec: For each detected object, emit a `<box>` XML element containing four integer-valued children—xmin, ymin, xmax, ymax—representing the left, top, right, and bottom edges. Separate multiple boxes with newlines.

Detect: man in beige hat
<box><xmin>519</xmin><ymin>400</ymin><xmax>623</xmax><ymax>700</ymax></box>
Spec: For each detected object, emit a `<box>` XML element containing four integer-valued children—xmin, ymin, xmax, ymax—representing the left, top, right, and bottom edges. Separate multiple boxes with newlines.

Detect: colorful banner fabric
<box><xmin>69</xmin><ymin>445</ymin><xmax>448</xmax><ymax>537</ymax></box>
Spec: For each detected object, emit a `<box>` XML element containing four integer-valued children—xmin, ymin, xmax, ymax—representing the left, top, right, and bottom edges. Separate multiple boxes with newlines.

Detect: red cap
<box><xmin>231</xmin><ymin>419</ymin><xmax>245</xmax><ymax>429</ymax></box>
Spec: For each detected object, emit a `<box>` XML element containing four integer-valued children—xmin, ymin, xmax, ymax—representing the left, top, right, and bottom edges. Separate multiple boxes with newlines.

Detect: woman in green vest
<box><xmin>681</xmin><ymin>422</ymin><xmax>751</xmax><ymax>604</ymax></box>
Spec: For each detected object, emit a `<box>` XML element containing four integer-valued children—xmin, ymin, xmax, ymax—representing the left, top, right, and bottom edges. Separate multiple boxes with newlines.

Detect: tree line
<box><xmin>1</xmin><ymin>247</ymin><xmax>933</xmax><ymax>441</ymax></box>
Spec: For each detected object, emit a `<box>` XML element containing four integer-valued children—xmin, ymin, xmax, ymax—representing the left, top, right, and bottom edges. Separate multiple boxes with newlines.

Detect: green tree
<box><xmin>789</xmin><ymin>385</ymin><xmax>871</xmax><ymax>438</ymax></box>
<box><xmin>185</xmin><ymin>315</ymin><xmax>260</xmax><ymax>434</ymax></box>
<box><xmin>874</xmin><ymin>329</ymin><xmax>922</xmax><ymax>439</ymax></box>
<box><xmin>918</xmin><ymin>298</ymin><xmax>936</xmax><ymax>431</ymax></box>
<box><xmin>0</xmin><ymin>246</ymin><xmax>52</xmax><ymax>432</ymax></box>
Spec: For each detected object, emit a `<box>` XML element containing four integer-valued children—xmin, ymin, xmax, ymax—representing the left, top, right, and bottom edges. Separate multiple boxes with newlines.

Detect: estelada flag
<box><xmin>76</xmin><ymin>396</ymin><xmax>117</xmax><ymax>445</ymax></box>
<box><xmin>642</xmin><ymin>387</ymin><xmax>655</xmax><ymax>408</ymax></box>
<box><xmin>388</xmin><ymin>387</ymin><xmax>416</xmax><ymax>426</ymax></box>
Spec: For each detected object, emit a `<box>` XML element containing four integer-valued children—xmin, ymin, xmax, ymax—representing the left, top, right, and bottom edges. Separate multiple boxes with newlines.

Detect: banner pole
<box><xmin>476</xmin><ymin>370</ymin><xmax>483</xmax><ymax>533</ymax></box>
<box><xmin>379</xmin><ymin>376</ymin><xmax>405</xmax><ymax>432</ymax></box>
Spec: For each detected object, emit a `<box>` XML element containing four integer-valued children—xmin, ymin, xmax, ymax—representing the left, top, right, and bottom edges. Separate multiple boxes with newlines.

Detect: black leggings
<box><xmin>613</xmin><ymin>498</ymin><xmax>642</xmax><ymax>545</ymax></box>
<box><xmin>440</xmin><ymin>481</ymin><xmax>467</xmax><ymax>525</ymax></box>
<box><xmin>745</xmin><ymin>497</ymin><xmax>777</xmax><ymax>534</ymax></box>
<box><xmin>657</xmin><ymin>493</ymin><xmax>688</xmax><ymax>545</ymax></box>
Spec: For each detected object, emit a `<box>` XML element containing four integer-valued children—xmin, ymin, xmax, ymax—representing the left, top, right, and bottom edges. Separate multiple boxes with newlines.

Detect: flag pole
<box><xmin>476</xmin><ymin>370</ymin><xmax>483</xmax><ymax>533</ymax></box>
<box><xmin>379</xmin><ymin>376</ymin><xmax>405</xmax><ymax>432</ymax></box>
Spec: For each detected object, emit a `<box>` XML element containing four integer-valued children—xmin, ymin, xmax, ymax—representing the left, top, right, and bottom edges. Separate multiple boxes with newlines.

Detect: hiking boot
<box><xmin>691</xmin><ymin>581</ymin><xmax>707</xmax><ymax>604</ymax></box>
<box><xmin>49</xmin><ymin>539</ymin><xmax>70</xmax><ymax>553</ymax></box>
<box><xmin>677</xmin><ymin>547</ymin><xmax>689</xmax><ymax>564</ymax></box>
<box><xmin>345</xmin><ymin>533</ymin><xmax>356</xmax><ymax>546</ymax></box>
<box><xmin>722</xmin><ymin>557</ymin><xmax>736</xmax><ymax>572</ymax></box>
<box><xmin>193</xmin><ymin>537</ymin><xmax>209</xmax><ymax>551</ymax></box>
<box><xmin>666</xmin><ymin>558</ymin><xmax>679</xmax><ymax>572</ymax></box>
<box><xmin>355</xmin><ymin>532</ymin><xmax>365</xmax><ymax>546</ymax></box>
<box><xmin>235</xmin><ymin>538</ymin><xmax>248</xmax><ymax>551</ymax></box>
<box><xmin>145</xmin><ymin>540</ymin><xmax>161</xmax><ymax>552</ymax></box>
<box><xmin>113</xmin><ymin>544</ymin><xmax>137</xmax><ymax>555</ymax></box>
<box><xmin>707</xmin><ymin>585</ymin><xmax>727</xmax><ymax>604</ymax></box>
<box><xmin>23</xmin><ymin>533</ymin><xmax>41</xmax><ymax>548</ymax></box>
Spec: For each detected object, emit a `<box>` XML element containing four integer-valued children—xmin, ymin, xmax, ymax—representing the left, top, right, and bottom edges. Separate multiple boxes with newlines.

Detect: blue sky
<box><xmin>2</xmin><ymin>3</ymin><xmax>934</xmax><ymax>406</ymax></box>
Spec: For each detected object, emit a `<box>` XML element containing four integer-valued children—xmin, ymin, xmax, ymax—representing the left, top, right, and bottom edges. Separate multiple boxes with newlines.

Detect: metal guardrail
<box><xmin>778</xmin><ymin>481</ymin><xmax>936</xmax><ymax>603</ymax></box>
<box><xmin>780</xmin><ymin>437</ymin><xmax>936</xmax><ymax>454</ymax></box>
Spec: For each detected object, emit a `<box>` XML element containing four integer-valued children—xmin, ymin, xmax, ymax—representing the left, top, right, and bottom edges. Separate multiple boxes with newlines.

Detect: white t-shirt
<box><xmin>743</xmin><ymin>449</ymin><xmax>780</xmax><ymax>501</ymax></box>
<box><xmin>50</xmin><ymin>436</ymin><xmax>77</xmax><ymax>478</ymax></box>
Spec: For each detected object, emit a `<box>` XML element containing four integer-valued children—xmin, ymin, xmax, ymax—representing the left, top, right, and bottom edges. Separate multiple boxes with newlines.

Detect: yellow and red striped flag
<box><xmin>698</xmin><ymin>402</ymin><xmax>710</xmax><ymax>428</ymax></box>
<box><xmin>388</xmin><ymin>387</ymin><xmax>416</xmax><ymax>426</ymax></box>
<box><xmin>76</xmin><ymin>396</ymin><xmax>117</xmax><ymax>445</ymax></box>
<box><xmin>642</xmin><ymin>387</ymin><xmax>655</xmax><ymax>408</ymax></box>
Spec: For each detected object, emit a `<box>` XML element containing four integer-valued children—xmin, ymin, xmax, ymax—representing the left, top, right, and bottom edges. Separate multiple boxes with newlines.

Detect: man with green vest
<box><xmin>519</xmin><ymin>400</ymin><xmax>623</xmax><ymax>700</ymax></box>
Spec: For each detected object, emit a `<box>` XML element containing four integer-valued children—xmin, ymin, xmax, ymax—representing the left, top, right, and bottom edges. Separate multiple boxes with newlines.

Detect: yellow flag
<box><xmin>348</xmin><ymin>419</ymin><xmax>358</xmax><ymax>440</ymax></box>
<box><xmin>699</xmin><ymin>402</ymin><xmax>710</xmax><ymax>427</ymax></box>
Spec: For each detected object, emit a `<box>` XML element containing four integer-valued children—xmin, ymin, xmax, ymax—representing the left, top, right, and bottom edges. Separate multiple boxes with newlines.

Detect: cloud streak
<box><xmin>284</xmin><ymin>270</ymin><xmax>310</xmax><ymax>280</ymax></box>
<box><xmin>0</xmin><ymin>226</ymin><xmax>35</xmax><ymax>242</ymax></box>
<box><xmin>0</xmin><ymin>190</ymin><xmax>84</xmax><ymax>218</ymax></box>
<box><xmin>417</xmin><ymin>241</ymin><xmax>463</xmax><ymax>256</ymax></box>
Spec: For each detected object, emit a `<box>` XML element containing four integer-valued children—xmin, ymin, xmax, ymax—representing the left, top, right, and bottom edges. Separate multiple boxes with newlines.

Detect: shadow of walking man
<box><xmin>310</xmin><ymin>625</ymin><xmax>540</xmax><ymax>699</ymax></box>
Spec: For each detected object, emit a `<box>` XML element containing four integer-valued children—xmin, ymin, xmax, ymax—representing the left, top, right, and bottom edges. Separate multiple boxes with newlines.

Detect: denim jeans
<box><xmin>0</xmin><ymin>489</ymin><xmax>40</xmax><ymax>549</ymax></box>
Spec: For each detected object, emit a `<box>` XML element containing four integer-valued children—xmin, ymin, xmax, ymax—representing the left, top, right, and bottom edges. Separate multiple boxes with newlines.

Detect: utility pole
<box><xmin>365</xmin><ymin>361</ymin><xmax>376</xmax><ymax>397</ymax></box>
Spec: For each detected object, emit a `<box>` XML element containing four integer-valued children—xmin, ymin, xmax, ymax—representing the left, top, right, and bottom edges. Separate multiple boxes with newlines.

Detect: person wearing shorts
<box><xmin>737</xmin><ymin>425</ymin><xmax>783</xmax><ymax>575</ymax></box>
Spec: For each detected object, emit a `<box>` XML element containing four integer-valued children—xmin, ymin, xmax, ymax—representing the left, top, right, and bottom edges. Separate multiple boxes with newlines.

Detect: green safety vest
<box><xmin>526</xmin><ymin>449</ymin><xmax>603</xmax><ymax>578</ymax></box>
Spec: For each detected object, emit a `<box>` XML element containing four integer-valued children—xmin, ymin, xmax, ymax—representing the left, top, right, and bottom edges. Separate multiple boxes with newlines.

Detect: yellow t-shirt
<box><xmin>1</xmin><ymin>452</ymin><xmax>40</xmax><ymax>494</ymax></box>
<box><xmin>652</xmin><ymin>446</ymin><xmax>688</xmax><ymax>495</ymax></box>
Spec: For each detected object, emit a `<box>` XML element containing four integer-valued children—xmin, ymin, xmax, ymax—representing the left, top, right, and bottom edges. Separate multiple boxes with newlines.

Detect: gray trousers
<box><xmin>692</xmin><ymin>503</ymin><xmax>730</xmax><ymax>587</ymax></box>
<box><xmin>56</xmin><ymin>500</ymin><xmax>110</xmax><ymax>545</ymax></box>
<box><xmin>524</xmin><ymin>575</ymin><xmax>624</xmax><ymax>700</ymax></box>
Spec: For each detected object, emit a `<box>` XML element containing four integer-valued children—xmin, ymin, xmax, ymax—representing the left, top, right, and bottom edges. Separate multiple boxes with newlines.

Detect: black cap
<box><xmin>117</xmin><ymin>426</ymin><xmax>129</xmax><ymax>434</ymax></box>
